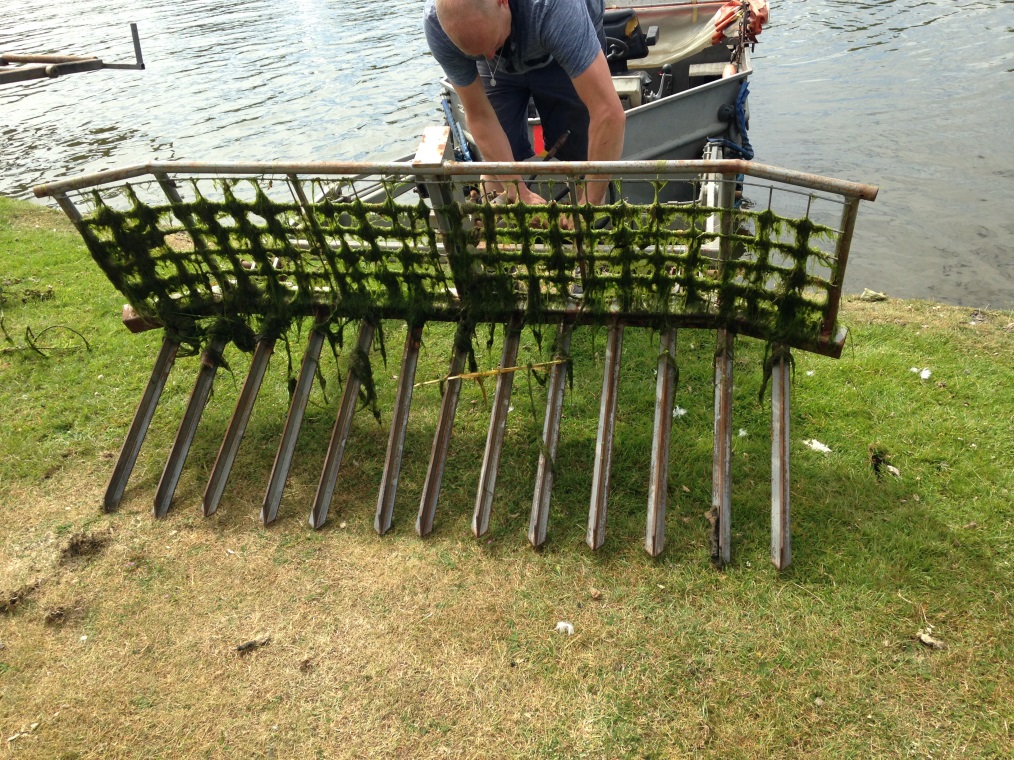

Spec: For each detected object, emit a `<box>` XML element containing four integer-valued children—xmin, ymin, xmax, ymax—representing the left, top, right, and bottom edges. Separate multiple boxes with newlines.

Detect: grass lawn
<box><xmin>1</xmin><ymin>196</ymin><xmax>1012</xmax><ymax>758</ymax></box>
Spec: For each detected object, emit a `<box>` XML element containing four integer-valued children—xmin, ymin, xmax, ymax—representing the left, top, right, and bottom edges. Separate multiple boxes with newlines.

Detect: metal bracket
<box><xmin>0</xmin><ymin>23</ymin><xmax>144</xmax><ymax>86</ymax></box>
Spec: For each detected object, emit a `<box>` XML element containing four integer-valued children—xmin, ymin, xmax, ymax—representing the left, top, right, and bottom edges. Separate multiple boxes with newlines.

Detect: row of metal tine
<box><xmin>104</xmin><ymin>312</ymin><xmax>794</xmax><ymax>568</ymax></box>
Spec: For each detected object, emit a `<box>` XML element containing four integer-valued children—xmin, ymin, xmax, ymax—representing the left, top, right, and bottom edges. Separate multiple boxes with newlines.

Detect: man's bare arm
<box><xmin>453</xmin><ymin>78</ymin><xmax>547</xmax><ymax>203</ymax></box>
<box><xmin>571</xmin><ymin>51</ymin><xmax>625</xmax><ymax>205</ymax></box>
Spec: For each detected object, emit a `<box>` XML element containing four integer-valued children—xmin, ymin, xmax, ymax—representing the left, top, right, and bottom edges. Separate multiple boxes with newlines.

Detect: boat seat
<box><xmin>603</xmin><ymin>9</ymin><xmax>658</xmax><ymax>74</ymax></box>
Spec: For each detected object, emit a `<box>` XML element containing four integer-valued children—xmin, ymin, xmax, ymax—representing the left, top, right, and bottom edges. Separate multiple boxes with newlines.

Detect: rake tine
<box><xmin>770</xmin><ymin>346</ymin><xmax>792</xmax><ymax>570</ymax></box>
<box><xmin>417</xmin><ymin>339</ymin><xmax>467</xmax><ymax>537</ymax></box>
<box><xmin>586</xmin><ymin>319</ymin><xmax>624</xmax><ymax>550</ymax></box>
<box><xmin>261</xmin><ymin>327</ymin><xmax>326</xmax><ymax>525</ymax></box>
<box><xmin>375</xmin><ymin>324</ymin><xmax>424</xmax><ymax>535</ymax></box>
<box><xmin>104</xmin><ymin>337</ymin><xmax>180</xmax><ymax>512</ymax></box>
<box><xmin>528</xmin><ymin>321</ymin><xmax>573</xmax><ymax>549</ymax></box>
<box><xmin>154</xmin><ymin>337</ymin><xmax>228</xmax><ymax>518</ymax></box>
<box><xmin>202</xmin><ymin>337</ymin><xmax>276</xmax><ymax>517</ymax></box>
<box><xmin>646</xmin><ymin>328</ymin><xmax>678</xmax><ymax>557</ymax></box>
<box><xmin>710</xmin><ymin>329</ymin><xmax>734</xmax><ymax>567</ymax></box>
<box><xmin>310</xmin><ymin>320</ymin><xmax>376</xmax><ymax>530</ymax></box>
<box><xmin>473</xmin><ymin>317</ymin><xmax>522</xmax><ymax>538</ymax></box>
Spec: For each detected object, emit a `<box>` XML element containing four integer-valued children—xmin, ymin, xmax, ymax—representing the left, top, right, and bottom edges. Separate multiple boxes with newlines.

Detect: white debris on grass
<box><xmin>737</xmin><ymin>429</ymin><xmax>748</xmax><ymax>437</ymax></box>
<box><xmin>806</xmin><ymin>370</ymin><xmax>815</xmax><ymax>377</ymax></box>
<box><xmin>803</xmin><ymin>439</ymin><xmax>832</xmax><ymax>454</ymax></box>
<box><xmin>886</xmin><ymin>464</ymin><xmax>902</xmax><ymax>478</ymax></box>
<box><xmin>917</xmin><ymin>626</ymin><xmax>946</xmax><ymax>650</ymax></box>
<box><xmin>554</xmin><ymin>621</ymin><xmax>574</xmax><ymax>636</ymax></box>
<box><xmin>910</xmin><ymin>367</ymin><xmax>932</xmax><ymax>380</ymax></box>
<box><xmin>672</xmin><ymin>406</ymin><xmax>688</xmax><ymax>419</ymax></box>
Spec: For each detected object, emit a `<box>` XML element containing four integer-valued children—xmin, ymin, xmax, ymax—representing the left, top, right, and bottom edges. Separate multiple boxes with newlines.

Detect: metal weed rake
<box><xmin>34</xmin><ymin>128</ymin><xmax>877</xmax><ymax>568</ymax></box>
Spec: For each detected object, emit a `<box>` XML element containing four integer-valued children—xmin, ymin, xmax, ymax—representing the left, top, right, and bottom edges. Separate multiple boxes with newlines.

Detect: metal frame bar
<box><xmin>310</xmin><ymin>320</ymin><xmax>376</xmax><ymax>529</ymax></box>
<box><xmin>104</xmin><ymin>337</ymin><xmax>179</xmax><ymax>511</ymax></box>
<box><xmin>528</xmin><ymin>321</ymin><xmax>574</xmax><ymax>548</ymax></box>
<box><xmin>203</xmin><ymin>337</ymin><xmax>275</xmax><ymax>516</ymax></box>
<box><xmin>262</xmin><ymin>327</ymin><xmax>326</xmax><ymax>524</ymax></box>
<box><xmin>770</xmin><ymin>347</ymin><xmax>792</xmax><ymax>569</ymax></box>
<box><xmin>417</xmin><ymin>338</ymin><xmax>468</xmax><ymax>537</ymax></box>
<box><xmin>646</xmin><ymin>328</ymin><xmax>678</xmax><ymax>557</ymax></box>
<box><xmin>1</xmin><ymin>23</ymin><xmax>144</xmax><ymax>86</ymax></box>
<box><xmin>473</xmin><ymin>317</ymin><xmax>523</xmax><ymax>538</ymax></box>
<box><xmin>586</xmin><ymin>319</ymin><xmax>624</xmax><ymax>550</ymax></box>
<box><xmin>709</xmin><ymin>174</ymin><xmax>738</xmax><ymax>566</ymax></box>
<box><xmin>154</xmin><ymin>337</ymin><xmax>228</xmax><ymax>518</ymax></box>
<box><xmin>34</xmin><ymin>159</ymin><xmax>878</xmax><ymax>202</ymax></box>
<box><xmin>710</xmin><ymin>329</ymin><xmax>734</xmax><ymax>566</ymax></box>
<box><xmin>375</xmin><ymin>325</ymin><xmax>424</xmax><ymax>535</ymax></box>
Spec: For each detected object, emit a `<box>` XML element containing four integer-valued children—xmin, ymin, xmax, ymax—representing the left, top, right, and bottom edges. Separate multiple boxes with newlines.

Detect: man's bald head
<box><xmin>436</xmin><ymin>0</ymin><xmax>510</xmax><ymax>60</ymax></box>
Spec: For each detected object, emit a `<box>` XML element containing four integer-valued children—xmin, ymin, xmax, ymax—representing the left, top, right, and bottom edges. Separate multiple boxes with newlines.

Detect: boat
<box><xmin>438</xmin><ymin>0</ymin><xmax>768</xmax><ymax>202</ymax></box>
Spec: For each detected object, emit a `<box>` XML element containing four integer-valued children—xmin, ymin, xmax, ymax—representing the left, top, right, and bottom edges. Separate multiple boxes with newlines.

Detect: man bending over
<box><xmin>424</xmin><ymin>0</ymin><xmax>625</xmax><ymax>205</ymax></box>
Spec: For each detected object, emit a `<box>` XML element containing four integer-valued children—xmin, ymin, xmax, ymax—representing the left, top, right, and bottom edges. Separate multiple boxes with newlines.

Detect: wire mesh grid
<box><xmin>52</xmin><ymin>162</ymin><xmax>859</xmax><ymax>355</ymax></box>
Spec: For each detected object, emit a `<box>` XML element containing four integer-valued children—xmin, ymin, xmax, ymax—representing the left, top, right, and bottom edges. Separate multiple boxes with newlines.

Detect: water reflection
<box><xmin>2</xmin><ymin>0</ymin><xmax>1012</xmax><ymax>307</ymax></box>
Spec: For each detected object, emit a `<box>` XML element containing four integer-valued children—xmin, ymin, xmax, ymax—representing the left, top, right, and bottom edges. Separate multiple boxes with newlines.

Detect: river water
<box><xmin>2</xmin><ymin>0</ymin><xmax>1012</xmax><ymax>308</ymax></box>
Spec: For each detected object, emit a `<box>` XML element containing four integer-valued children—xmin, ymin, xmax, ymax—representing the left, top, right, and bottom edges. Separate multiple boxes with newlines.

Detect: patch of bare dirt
<box><xmin>0</xmin><ymin>579</ymin><xmax>42</xmax><ymax>615</ymax></box>
<box><xmin>60</xmin><ymin>528</ymin><xmax>113</xmax><ymax>565</ymax></box>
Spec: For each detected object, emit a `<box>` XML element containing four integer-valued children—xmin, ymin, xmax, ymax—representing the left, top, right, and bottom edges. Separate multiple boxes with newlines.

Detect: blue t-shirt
<box><xmin>424</xmin><ymin>0</ymin><xmax>605</xmax><ymax>87</ymax></box>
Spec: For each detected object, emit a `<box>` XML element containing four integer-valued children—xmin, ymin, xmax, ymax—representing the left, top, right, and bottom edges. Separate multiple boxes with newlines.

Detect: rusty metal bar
<box><xmin>101</xmin><ymin>23</ymin><xmax>145</xmax><ymax>70</ymax></box>
<box><xmin>818</xmin><ymin>196</ymin><xmax>863</xmax><ymax>355</ymax></box>
<box><xmin>33</xmin><ymin>159</ymin><xmax>879</xmax><ymax>203</ymax></box>
<box><xmin>710</xmin><ymin>330</ymin><xmax>734</xmax><ymax>566</ymax></box>
<box><xmin>1</xmin><ymin>53</ymin><xmax>98</xmax><ymax>64</ymax></box>
<box><xmin>154</xmin><ymin>173</ymin><xmax>210</xmax><ymax>254</ymax></box>
<box><xmin>528</xmin><ymin>322</ymin><xmax>574</xmax><ymax>549</ymax></box>
<box><xmin>104</xmin><ymin>337</ymin><xmax>179</xmax><ymax>511</ymax></box>
<box><xmin>154</xmin><ymin>337</ymin><xmax>228</xmax><ymax>518</ymax></box>
<box><xmin>310</xmin><ymin>320</ymin><xmax>376</xmax><ymax>529</ymax></box>
<box><xmin>646</xmin><ymin>328</ymin><xmax>678</xmax><ymax>557</ymax></box>
<box><xmin>375</xmin><ymin>325</ymin><xmax>424</xmax><ymax>535</ymax></box>
<box><xmin>287</xmin><ymin>174</ymin><xmax>335</xmax><ymax>255</ymax></box>
<box><xmin>473</xmin><ymin>317</ymin><xmax>523</xmax><ymax>538</ymax></box>
<box><xmin>261</xmin><ymin>327</ymin><xmax>326</xmax><ymax>525</ymax></box>
<box><xmin>1</xmin><ymin>24</ymin><xmax>143</xmax><ymax>85</ymax></box>
<box><xmin>417</xmin><ymin>339</ymin><xmax>468</xmax><ymax>537</ymax></box>
<box><xmin>202</xmin><ymin>337</ymin><xmax>275</xmax><ymax>517</ymax></box>
<box><xmin>708</xmin><ymin>172</ymin><xmax>738</xmax><ymax>566</ymax></box>
<box><xmin>131</xmin><ymin>23</ymin><xmax>145</xmax><ymax>69</ymax></box>
<box><xmin>771</xmin><ymin>348</ymin><xmax>792</xmax><ymax>570</ymax></box>
<box><xmin>0</xmin><ymin>59</ymin><xmax>102</xmax><ymax>84</ymax></box>
<box><xmin>586</xmin><ymin>320</ymin><xmax>624</xmax><ymax>550</ymax></box>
